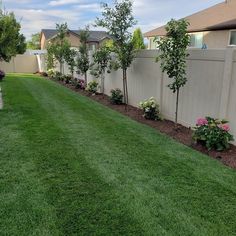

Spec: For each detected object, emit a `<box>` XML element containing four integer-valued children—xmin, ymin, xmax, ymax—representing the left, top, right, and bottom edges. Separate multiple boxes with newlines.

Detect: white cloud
<box><xmin>73</xmin><ymin>3</ymin><xmax>101</xmax><ymax>12</ymax></box>
<box><xmin>49</xmin><ymin>0</ymin><xmax>81</xmax><ymax>6</ymax></box>
<box><xmin>11</xmin><ymin>8</ymin><xmax>83</xmax><ymax>38</ymax></box>
<box><xmin>6</xmin><ymin>0</ymin><xmax>224</xmax><ymax>39</ymax></box>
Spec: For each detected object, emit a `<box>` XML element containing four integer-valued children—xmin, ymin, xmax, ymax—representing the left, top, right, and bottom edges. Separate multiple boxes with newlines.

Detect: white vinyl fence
<box><xmin>0</xmin><ymin>55</ymin><xmax>39</xmax><ymax>73</ymax></box>
<box><xmin>86</xmin><ymin>47</ymin><xmax>236</xmax><ymax>142</ymax></box>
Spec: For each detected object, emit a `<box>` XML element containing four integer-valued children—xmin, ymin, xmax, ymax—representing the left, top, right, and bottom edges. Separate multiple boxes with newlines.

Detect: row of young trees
<box><xmin>46</xmin><ymin>24</ymin><xmax>91</xmax><ymax>86</ymax></box>
<box><xmin>97</xmin><ymin>0</ymin><xmax>190</xmax><ymax>124</ymax></box>
<box><xmin>47</xmin><ymin>0</ymin><xmax>190</xmax><ymax>125</ymax></box>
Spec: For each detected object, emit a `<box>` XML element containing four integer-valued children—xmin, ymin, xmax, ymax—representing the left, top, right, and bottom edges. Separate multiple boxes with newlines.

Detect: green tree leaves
<box><xmin>96</xmin><ymin>0</ymin><xmax>137</xmax><ymax>105</ymax></box>
<box><xmin>76</xmin><ymin>26</ymin><xmax>90</xmax><ymax>85</ymax></box>
<box><xmin>132</xmin><ymin>28</ymin><xmax>145</xmax><ymax>50</ymax></box>
<box><xmin>0</xmin><ymin>10</ymin><xmax>26</xmax><ymax>62</ymax></box>
<box><xmin>27</xmin><ymin>33</ymin><xmax>40</xmax><ymax>50</ymax></box>
<box><xmin>156</xmin><ymin>19</ymin><xmax>190</xmax><ymax>124</ymax></box>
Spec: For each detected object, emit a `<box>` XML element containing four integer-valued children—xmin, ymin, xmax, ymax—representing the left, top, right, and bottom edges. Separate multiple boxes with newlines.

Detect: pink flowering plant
<box><xmin>193</xmin><ymin>116</ymin><xmax>234</xmax><ymax>151</ymax></box>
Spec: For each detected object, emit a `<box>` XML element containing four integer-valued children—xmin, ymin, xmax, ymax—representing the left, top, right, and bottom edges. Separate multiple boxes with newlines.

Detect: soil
<box><xmin>53</xmin><ymin>78</ymin><xmax>236</xmax><ymax>170</ymax></box>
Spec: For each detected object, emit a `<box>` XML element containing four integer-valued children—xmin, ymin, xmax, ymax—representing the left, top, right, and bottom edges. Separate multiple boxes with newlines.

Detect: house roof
<box><xmin>41</xmin><ymin>29</ymin><xmax>111</xmax><ymax>42</ymax></box>
<box><xmin>144</xmin><ymin>0</ymin><xmax>236</xmax><ymax>37</ymax></box>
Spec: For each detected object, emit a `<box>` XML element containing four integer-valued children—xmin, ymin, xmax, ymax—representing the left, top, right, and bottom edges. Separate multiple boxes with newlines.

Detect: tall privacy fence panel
<box><xmin>87</xmin><ymin>48</ymin><xmax>236</xmax><ymax>143</ymax></box>
<box><xmin>0</xmin><ymin>55</ymin><xmax>39</xmax><ymax>73</ymax></box>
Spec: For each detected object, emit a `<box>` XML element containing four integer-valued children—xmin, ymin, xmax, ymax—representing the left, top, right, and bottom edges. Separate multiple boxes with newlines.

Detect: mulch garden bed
<box><xmin>52</xmin><ymin>78</ymin><xmax>236</xmax><ymax>170</ymax></box>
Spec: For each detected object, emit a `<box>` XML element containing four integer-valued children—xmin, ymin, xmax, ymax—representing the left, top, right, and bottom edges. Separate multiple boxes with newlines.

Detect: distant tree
<box><xmin>132</xmin><ymin>28</ymin><xmax>145</xmax><ymax>49</ymax></box>
<box><xmin>156</xmin><ymin>19</ymin><xmax>190</xmax><ymax>125</ymax></box>
<box><xmin>27</xmin><ymin>33</ymin><xmax>40</xmax><ymax>50</ymax></box>
<box><xmin>90</xmin><ymin>45</ymin><xmax>112</xmax><ymax>95</ymax></box>
<box><xmin>76</xmin><ymin>26</ymin><xmax>90</xmax><ymax>86</ymax></box>
<box><xmin>0</xmin><ymin>10</ymin><xmax>26</xmax><ymax>62</ymax></box>
<box><xmin>64</xmin><ymin>48</ymin><xmax>77</xmax><ymax>77</ymax></box>
<box><xmin>96</xmin><ymin>0</ymin><xmax>137</xmax><ymax>106</ymax></box>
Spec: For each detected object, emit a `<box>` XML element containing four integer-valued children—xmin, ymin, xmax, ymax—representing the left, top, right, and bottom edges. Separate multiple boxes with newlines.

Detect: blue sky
<box><xmin>4</xmin><ymin>0</ymin><xmax>223</xmax><ymax>39</ymax></box>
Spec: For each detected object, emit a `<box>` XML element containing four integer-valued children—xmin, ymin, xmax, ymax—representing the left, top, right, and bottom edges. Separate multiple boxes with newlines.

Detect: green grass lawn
<box><xmin>0</xmin><ymin>74</ymin><xmax>236</xmax><ymax>236</ymax></box>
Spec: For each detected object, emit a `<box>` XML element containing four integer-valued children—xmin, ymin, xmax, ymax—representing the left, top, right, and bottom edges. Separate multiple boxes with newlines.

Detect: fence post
<box><xmin>219</xmin><ymin>47</ymin><xmax>234</xmax><ymax>119</ymax></box>
<box><xmin>159</xmin><ymin>71</ymin><xmax>164</xmax><ymax>113</ymax></box>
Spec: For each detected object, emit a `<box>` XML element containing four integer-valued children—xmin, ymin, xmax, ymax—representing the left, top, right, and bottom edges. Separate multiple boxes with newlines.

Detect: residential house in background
<box><xmin>144</xmin><ymin>0</ymin><xmax>236</xmax><ymax>49</ymax></box>
<box><xmin>40</xmin><ymin>29</ymin><xmax>112</xmax><ymax>50</ymax></box>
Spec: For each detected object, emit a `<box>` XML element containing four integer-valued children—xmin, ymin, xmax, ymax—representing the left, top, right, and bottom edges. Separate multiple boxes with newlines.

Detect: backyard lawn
<box><xmin>0</xmin><ymin>74</ymin><xmax>236</xmax><ymax>236</ymax></box>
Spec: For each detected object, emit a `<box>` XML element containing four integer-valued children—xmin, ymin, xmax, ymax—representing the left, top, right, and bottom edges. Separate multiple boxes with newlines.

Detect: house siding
<box><xmin>147</xmin><ymin>30</ymin><xmax>233</xmax><ymax>49</ymax></box>
<box><xmin>203</xmin><ymin>30</ymin><xmax>230</xmax><ymax>48</ymax></box>
<box><xmin>67</xmin><ymin>33</ymin><xmax>81</xmax><ymax>47</ymax></box>
<box><xmin>40</xmin><ymin>34</ymin><xmax>46</xmax><ymax>50</ymax></box>
<box><xmin>41</xmin><ymin>32</ymin><xmax>109</xmax><ymax>50</ymax></box>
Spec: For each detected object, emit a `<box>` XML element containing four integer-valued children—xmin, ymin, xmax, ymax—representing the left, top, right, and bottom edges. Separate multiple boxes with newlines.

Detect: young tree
<box><xmin>132</xmin><ymin>28</ymin><xmax>145</xmax><ymax>50</ymax></box>
<box><xmin>46</xmin><ymin>43</ymin><xmax>56</xmax><ymax>71</ymax></box>
<box><xmin>90</xmin><ymin>45</ymin><xmax>112</xmax><ymax>95</ymax></box>
<box><xmin>0</xmin><ymin>10</ymin><xmax>26</xmax><ymax>62</ymax></box>
<box><xmin>64</xmin><ymin>48</ymin><xmax>77</xmax><ymax>77</ymax></box>
<box><xmin>96</xmin><ymin>0</ymin><xmax>137</xmax><ymax>106</ymax></box>
<box><xmin>27</xmin><ymin>33</ymin><xmax>40</xmax><ymax>50</ymax></box>
<box><xmin>53</xmin><ymin>23</ymin><xmax>70</xmax><ymax>74</ymax></box>
<box><xmin>156</xmin><ymin>19</ymin><xmax>190</xmax><ymax>125</ymax></box>
<box><xmin>76</xmin><ymin>27</ymin><xmax>90</xmax><ymax>86</ymax></box>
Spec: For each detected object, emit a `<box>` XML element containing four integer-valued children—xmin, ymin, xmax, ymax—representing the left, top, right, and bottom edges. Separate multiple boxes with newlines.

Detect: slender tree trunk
<box><xmin>101</xmin><ymin>69</ymin><xmax>105</xmax><ymax>97</ymax></box>
<box><xmin>125</xmin><ymin>73</ymin><xmax>128</xmax><ymax>105</ymax></box>
<box><xmin>175</xmin><ymin>88</ymin><xmax>180</xmax><ymax>125</ymax></box>
<box><xmin>123</xmin><ymin>69</ymin><xmax>128</xmax><ymax>110</ymax></box>
<box><xmin>84</xmin><ymin>72</ymin><xmax>87</xmax><ymax>87</ymax></box>
<box><xmin>60</xmin><ymin>62</ymin><xmax>63</xmax><ymax>74</ymax></box>
<box><xmin>122</xmin><ymin>69</ymin><xmax>126</xmax><ymax>104</ymax></box>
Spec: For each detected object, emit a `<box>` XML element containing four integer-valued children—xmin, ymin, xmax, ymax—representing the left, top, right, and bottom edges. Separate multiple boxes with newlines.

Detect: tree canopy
<box><xmin>77</xmin><ymin>26</ymin><xmax>90</xmax><ymax>85</ymax></box>
<box><xmin>52</xmin><ymin>23</ymin><xmax>70</xmax><ymax>74</ymax></box>
<box><xmin>156</xmin><ymin>19</ymin><xmax>190</xmax><ymax>124</ymax></box>
<box><xmin>132</xmin><ymin>28</ymin><xmax>145</xmax><ymax>50</ymax></box>
<box><xmin>0</xmin><ymin>10</ymin><xmax>26</xmax><ymax>62</ymax></box>
<box><xmin>90</xmin><ymin>45</ymin><xmax>113</xmax><ymax>94</ymax></box>
<box><xmin>96</xmin><ymin>0</ymin><xmax>137</xmax><ymax>105</ymax></box>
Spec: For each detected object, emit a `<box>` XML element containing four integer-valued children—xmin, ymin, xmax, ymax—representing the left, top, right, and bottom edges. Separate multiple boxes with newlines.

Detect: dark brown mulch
<box><xmin>55</xmin><ymin>79</ymin><xmax>236</xmax><ymax>170</ymax></box>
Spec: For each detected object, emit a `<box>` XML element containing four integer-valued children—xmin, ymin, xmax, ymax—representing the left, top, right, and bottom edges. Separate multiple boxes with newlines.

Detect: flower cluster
<box><xmin>86</xmin><ymin>80</ymin><xmax>99</xmax><ymax>94</ymax></box>
<box><xmin>78</xmin><ymin>79</ymin><xmax>85</xmax><ymax>89</ymax></box>
<box><xmin>73</xmin><ymin>78</ymin><xmax>85</xmax><ymax>90</ymax></box>
<box><xmin>196</xmin><ymin>118</ymin><xmax>208</xmax><ymax>126</ymax></box>
<box><xmin>193</xmin><ymin>117</ymin><xmax>234</xmax><ymax>151</ymax></box>
<box><xmin>47</xmin><ymin>69</ymin><xmax>55</xmax><ymax>78</ymax></box>
<box><xmin>139</xmin><ymin>97</ymin><xmax>160</xmax><ymax>120</ymax></box>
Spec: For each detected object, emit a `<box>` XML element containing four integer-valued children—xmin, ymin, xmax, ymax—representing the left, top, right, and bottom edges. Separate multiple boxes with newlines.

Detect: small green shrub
<box><xmin>65</xmin><ymin>75</ymin><xmax>72</xmax><ymax>84</ymax></box>
<box><xmin>193</xmin><ymin>117</ymin><xmax>234</xmax><ymax>151</ymax></box>
<box><xmin>86</xmin><ymin>80</ymin><xmax>99</xmax><ymax>93</ymax></box>
<box><xmin>0</xmin><ymin>70</ymin><xmax>5</xmax><ymax>81</ymax></box>
<box><xmin>71</xmin><ymin>78</ymin><xmax>85</xmax><ymax>89</ymax></box>
<box><xmin>139</xmin><ymin>97</ymin><xmax>160</xmax><ymax>120</ymax></box>
<box><xmin>110</xmin><ymin>89</ymin><xmax>123</xmax><ymax>104</ymax></box>
<box><xmin>54</xmin><ymin>72</ymin><xmax>67</xmax><ymax>81</ymax></box>
<box><xmin>39</xmin><ymin>72</ymin><xmax>48</xmax><ymax>77</ymax></box>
